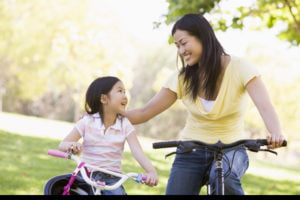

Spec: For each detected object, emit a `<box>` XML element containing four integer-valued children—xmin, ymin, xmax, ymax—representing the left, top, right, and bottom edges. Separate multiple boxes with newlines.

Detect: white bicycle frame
<box><xmin>47</xmin><ymin>149</ymin><xmax>146</xmax><ymax>195</ymax></box>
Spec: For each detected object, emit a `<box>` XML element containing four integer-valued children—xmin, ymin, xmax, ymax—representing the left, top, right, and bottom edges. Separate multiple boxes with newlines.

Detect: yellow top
<box><xmin>163</xmin><ymin>56</ymin><xmax>260</xmax><ymax>143</ymax></box>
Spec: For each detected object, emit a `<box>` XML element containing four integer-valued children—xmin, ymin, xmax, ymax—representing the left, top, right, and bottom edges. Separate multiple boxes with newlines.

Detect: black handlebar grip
<box><xmin>152</xmin><ymin>141</ymin><xmax>180</xmax><ymax>149</ymax></box>
<box><xmin>257</xmin><ymin>139</ymin><xmax>287</xmax><ymax>147</ymax></box>
<box><xmin>282</xmin><ymin>140</ymin><xmax>287</xmax><ymax>147</ymax></box>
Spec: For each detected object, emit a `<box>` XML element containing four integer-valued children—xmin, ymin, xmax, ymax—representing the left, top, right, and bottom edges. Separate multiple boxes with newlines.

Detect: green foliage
<box><xmin>0</xmin><ymin>0</ymin><xmax>137</xmax><ymax>119</ymax></box>
<box><xmin>164</xmin><ymin>0</ymin><xmax>300</xmax><ymax>45</ymax></box>
<box><xmin>165</xmin><ymin>0</ymin><xmax>221</xmax><ymax>24</ymax></box>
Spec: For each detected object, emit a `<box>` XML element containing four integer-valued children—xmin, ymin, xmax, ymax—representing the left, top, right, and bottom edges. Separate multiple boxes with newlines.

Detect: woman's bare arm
<box><xmin>246</xmin><ymin>77</ymin><xmax>285</xmax><ymax>149</ymax></box>
<box><xmin>125</xmin><ymin>88</ymin><xmax>177</xmax><ymax>124</ymax></box>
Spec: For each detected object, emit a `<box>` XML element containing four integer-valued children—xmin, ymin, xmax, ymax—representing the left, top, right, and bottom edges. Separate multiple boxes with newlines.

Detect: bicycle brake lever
<box><xmin>165</xmin><ymin>143</ymin><xmax>196</xmax><ymax>158</ymax></box>
<box><xmin>247</xmin><ymin>145</ymin><xmax>260</xmax><ymax>152</ymax></box>
<box><xmin>247</xmin><ymin>145</ymin><xmax>278</xmax><ymax>155</ymax></box>
<box><xmin>165</xmin><ymin>150</ymin><xmax>196</xmax><ymax>158</ymax></box>
<box><xmin>165</xmin><ymin>151</ymin><xmax>176</xmax><ymax>159</ymax></box>
<box><xmin>258</xmin><ymin>148</ymin><xmax>278</xmax><ymax>155</ymax></box>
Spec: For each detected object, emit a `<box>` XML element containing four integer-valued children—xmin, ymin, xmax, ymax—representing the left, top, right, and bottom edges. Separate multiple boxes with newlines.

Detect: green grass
<box><xmin>0</xmin><ymin>130</ymin><xmax>299</xmax><ymax>195</ymax></box>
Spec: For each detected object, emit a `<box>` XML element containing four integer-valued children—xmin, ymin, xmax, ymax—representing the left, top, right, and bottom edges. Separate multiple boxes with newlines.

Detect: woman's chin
<box><xmin>186</xmin><ymin>60</ymin><xmax>197</xmax><ymax>66</ymax></box>
<box><xmin>187</xmin><ymin>62</ymin><xmax>197</xmax><ymax>66</ymax></box>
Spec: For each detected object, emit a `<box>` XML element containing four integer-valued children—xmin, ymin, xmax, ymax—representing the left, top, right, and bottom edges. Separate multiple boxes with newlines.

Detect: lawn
<box><xmin>0</xmin><ymin>130</ymin><xmax>299</xmax><ymax>195</ymax></box>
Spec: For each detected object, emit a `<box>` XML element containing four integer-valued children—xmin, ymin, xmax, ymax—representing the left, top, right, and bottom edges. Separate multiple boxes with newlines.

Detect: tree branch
<box><xmin>284</xmin><ymin>0</ymin><xmax>300</xmax><ymax>29</ymax></box>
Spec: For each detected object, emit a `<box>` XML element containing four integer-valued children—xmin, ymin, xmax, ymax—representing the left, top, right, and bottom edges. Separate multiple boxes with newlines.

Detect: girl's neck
<box><xmin>102</xmin><ymin>112</ymin><xmax>118</xmax><ymax>129</ymax></box>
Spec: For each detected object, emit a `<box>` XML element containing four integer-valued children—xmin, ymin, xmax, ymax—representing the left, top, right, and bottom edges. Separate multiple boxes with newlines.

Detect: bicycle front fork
<box><xmin>207</xmin><ymin>153</ymin><xmax>224</xmax><ymax>195</ymax></box>
<box><xmin>215</xmin><ymin>158</ymin><xmax>224</xmax><ymax>195</ymax></box>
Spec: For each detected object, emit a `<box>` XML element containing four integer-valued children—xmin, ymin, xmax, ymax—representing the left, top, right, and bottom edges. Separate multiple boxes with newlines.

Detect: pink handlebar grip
<box><xmin>142</xmin><ymin>174</ymin><xmax>147</xmax><ymax>181</ymax></box>
<box><xmin>48</xmin><ymin>149</ymin><xmax>69</xmax><ymax>159</ymax></box>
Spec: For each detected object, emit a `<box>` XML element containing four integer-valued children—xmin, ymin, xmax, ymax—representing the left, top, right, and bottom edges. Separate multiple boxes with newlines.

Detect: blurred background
<box><xmin>0</xmin><ymin>0</ymin><xmax>299</xmax><ymax>168</ymax></box>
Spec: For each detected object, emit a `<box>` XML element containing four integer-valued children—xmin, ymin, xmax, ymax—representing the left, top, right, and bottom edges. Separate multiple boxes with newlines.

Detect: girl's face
<box><xmin>102</xmin><ymin>81</ymin><xmax>128</xmax><ymax>115</ymax></box>
<box><xmin>173</xmin><ymin>29</ymin><xmax>203</xmax><ymax>66</ymax></box>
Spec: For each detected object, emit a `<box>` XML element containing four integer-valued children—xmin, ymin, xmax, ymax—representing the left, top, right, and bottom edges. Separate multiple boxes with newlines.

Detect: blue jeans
<box><xmin>78</xmin><ymin>171</ymin><xmax>126</xmax><ymax>195</ymax></box>
<box><xmin>166</xmin><ymin>146</ymin><xmax>249</xmax><ymax>195</ymax></box>
<box><xmin>92</xmin><ymin>172</ymin><xmax>126</xmax><ymax>195</ymax></box>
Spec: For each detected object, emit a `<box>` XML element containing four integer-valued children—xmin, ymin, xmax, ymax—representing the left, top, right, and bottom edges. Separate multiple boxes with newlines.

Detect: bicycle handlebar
<box><xmin>152</xmin><ymin>141</ymin><xmax>180</xmax><ymax>149</ymax></box>
<box><xmin>48</xmin><ymin>149</ymin><xmax>70</xmax><ymax>159</ymax></box>
<box><xmin>153</xmin><ymin>139</ymin><xmax>287</xmax><ymax>156</ymax></box>
<box><xmin>153</xmin><ymin>139</ymin><xmax>287</xmax><ymax>149</ymax></box>
<box><xmin>47</xmin><ymin>149</ymin><xmax>147</xmax><ymax>192</ymax></box>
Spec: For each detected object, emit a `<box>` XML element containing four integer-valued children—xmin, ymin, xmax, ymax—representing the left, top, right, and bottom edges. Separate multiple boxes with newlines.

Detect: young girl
<box><xmin>59</xmin><ymin>76</ymin><xmax>158</xmax><ymax>195</ymax></box>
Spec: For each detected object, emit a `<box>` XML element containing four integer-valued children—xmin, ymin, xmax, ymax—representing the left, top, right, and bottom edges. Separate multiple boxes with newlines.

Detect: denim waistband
<box><xmin>91</xmin><ymin>171</ymin><xmax>117</xmax><ymax>179</ymax></box>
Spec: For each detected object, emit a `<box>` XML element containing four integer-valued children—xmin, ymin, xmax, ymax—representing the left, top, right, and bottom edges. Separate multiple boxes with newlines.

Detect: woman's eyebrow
<box><xmin>175</xmin><ymin>38</ymin><xmax>185</xmax><ymax>44</ymax></box>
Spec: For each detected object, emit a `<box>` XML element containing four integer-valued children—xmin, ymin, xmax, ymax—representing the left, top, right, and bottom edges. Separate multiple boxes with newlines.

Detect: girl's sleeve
<box><xmin>162</xmin><ymin>70</ymin><xmax>183</xmax><ymax>99</ymax></box>
<box><xmin>238</xmin><ymin>58</ymin><xmax>261</xmax><ymax>86</ymax></box>
<box><xmin>123</xmin><ymin>117</ymin><xmax>135</xmax><ymax>137</ymax></box>
<box><xmin>75</xmin><ymin>117</ymin><xmax>87</xmax><ymax>137</ymax></box>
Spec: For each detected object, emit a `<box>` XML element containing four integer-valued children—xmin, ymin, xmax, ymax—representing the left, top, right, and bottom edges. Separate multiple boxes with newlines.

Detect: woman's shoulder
<box><xmin>166</xmin><ymin>68</ymin><xmax>181</xmax><ymax>79</ymax></box>
<box><xmin>228</xmin><ymin>55</ymin><xmax>243</xmax><ymax>65</ymax></box>
<box><xmin>228</xmin><ymin>55</ymin><xmax>257</xmax><ymax>71</ymax></box>
<box><xmin>227</xmin><ymin>55</ymin><xmax>260</xmax><ymax>84</ymax></box>
<box><xmin>229</xmin><ymin>55</ymin><xmax>253</xmax><ymax>65</ymax></box>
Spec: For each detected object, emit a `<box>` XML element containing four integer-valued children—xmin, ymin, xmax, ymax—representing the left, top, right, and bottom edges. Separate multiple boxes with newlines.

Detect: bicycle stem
<box><xmin>214</xmin><ymin>151</ymin><xmax>224</xmax><ymax>195</ymax></box>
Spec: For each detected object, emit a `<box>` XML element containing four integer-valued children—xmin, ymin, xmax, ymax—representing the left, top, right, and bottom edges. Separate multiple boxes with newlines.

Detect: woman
<box><xmin>125</xmin><ymin>14</ymin><xmax>285</xmax><ymax>195</ymax></box>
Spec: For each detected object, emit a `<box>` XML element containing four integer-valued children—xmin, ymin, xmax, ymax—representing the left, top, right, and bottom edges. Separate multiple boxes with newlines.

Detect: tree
<box><xmin>0</xmin><ymin>0</ymin><xmax>136</xmax><ymax>121</ymax></box>
<box><xmin>163</xmin><ymin>0</ymin><xmax>300</xmax><ymax>45</ymax></box>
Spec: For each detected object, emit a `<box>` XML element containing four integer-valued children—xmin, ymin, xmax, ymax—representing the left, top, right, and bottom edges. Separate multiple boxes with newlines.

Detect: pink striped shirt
<box><xmin>75</xmin><ymin>113</ymin><xmax>134</xmax><ymax>173</ymax></box>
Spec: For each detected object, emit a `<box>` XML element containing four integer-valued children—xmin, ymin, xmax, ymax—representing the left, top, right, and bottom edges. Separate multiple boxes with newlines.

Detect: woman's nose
<box><xmin>178</xmin><ymin>46</ymin><xmax>185</xmax><ymax>55</ymax></box>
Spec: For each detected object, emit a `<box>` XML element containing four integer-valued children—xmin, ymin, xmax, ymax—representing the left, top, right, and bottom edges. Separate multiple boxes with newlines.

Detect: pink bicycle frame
<box><xmin>47</xmin><ymin>149</ymin><xmax>147</xmax><ymax>195</ymax></box>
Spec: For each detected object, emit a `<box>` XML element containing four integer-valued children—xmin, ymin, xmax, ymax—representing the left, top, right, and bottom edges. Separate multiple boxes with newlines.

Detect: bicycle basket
<box><xmin>43</xmin><ymin>174</ymin><xmax>93</xmax><ymax>195</ymax></box>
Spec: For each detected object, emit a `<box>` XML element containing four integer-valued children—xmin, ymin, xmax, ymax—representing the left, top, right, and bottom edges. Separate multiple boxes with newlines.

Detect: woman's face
<box><xmin>173</xmin><ymin>29</ymin><xmax>203</xmax><ymax>66</ymax></box>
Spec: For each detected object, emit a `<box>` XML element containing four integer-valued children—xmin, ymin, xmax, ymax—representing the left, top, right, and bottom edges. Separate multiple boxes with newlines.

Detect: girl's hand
<box><xmin>267</xmin><ymin>133</ymin><xmax>285</xmax><ymax>149</ymax></box>
<box><xmin>66</xmin><ymin>142</ymin><xmax>82</xmax><ymax>154</ymax></box>
<box><xmin>144</xmin><ymin>171</ymin><xmax>158</xmax><ymax>187</ymax></box>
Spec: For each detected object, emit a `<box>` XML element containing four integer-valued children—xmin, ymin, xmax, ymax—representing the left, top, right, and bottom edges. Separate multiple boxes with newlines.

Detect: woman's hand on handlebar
<box><xmin>267</xmin><ymin>133</ymin><xmax>285</xmax><ymax>149</ymax></box>
<box><xmin>144</xmin><ymin>171</ymin><xmax>159</xmax><ymax>187</ymax></box>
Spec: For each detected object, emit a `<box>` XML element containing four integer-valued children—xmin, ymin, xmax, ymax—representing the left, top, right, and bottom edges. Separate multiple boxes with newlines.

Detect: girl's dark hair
<box><xmin>85</xmin><ymin>76</ymin><xmax>120</xmax><ymax>121</ymax></box>
<box><xmin>172</xmin><ymin>14</ymin><xmax>227</xmax><ymax>100</ymax></box>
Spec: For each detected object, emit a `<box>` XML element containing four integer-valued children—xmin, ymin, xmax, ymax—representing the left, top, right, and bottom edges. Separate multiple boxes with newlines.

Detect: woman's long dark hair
<box><xmin>172</xmin><ymin>14</ymin><xmax>227</xmax><ymax>100</ymax></box>
<box><xmin>85</xmin><ymin>76</ymin><xmax>120</xmax><ymax>122</ymax></box>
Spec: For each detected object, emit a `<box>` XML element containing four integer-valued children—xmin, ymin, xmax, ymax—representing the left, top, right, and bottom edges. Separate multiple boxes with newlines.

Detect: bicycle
<box><xmin>152</xmin><ymin>139</ymin><xmax>287</xmax><ymax>195</ymax></box>
<box><xmin>44</xmin><ymin>149</ymin><xmax>147</xmax><ymax>195</ymax></box>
